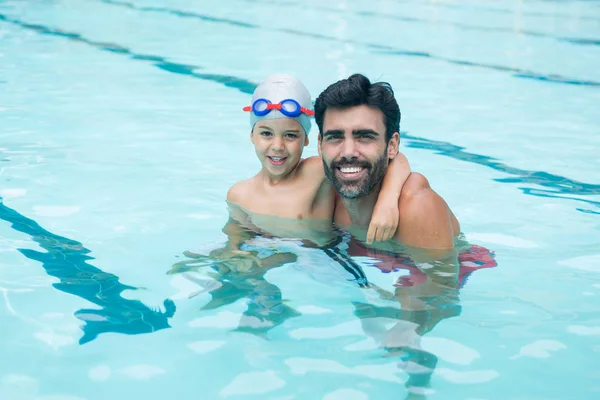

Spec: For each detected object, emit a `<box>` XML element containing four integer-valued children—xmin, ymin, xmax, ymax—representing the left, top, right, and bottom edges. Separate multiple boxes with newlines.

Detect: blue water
<box><xmin>1</xmin><ymin>0</ymin><xmax>600</xmax><ymax>398</ymax></box>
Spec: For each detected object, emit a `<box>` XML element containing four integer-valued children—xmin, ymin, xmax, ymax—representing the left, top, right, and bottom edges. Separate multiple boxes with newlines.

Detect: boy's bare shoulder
<box><xmin>299</xmin><ymin>155</ymin><xmax>323</xmax><ymax>168</ymax></box>
<box><xmin>227</xmin><ymin>178</ymin><xmax>255</xmax><ymax>205</ymax></box>
<box><xmin>297</xmin><ymin>156</ymin><xmax>325</xmax><ymax>179</ymax></box>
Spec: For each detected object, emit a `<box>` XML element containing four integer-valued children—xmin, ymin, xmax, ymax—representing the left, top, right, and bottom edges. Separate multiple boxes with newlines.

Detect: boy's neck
<box><xmin>260</xmin><ymin>168</ymin><xmax>297</xmax><ymax>186</ymax></box>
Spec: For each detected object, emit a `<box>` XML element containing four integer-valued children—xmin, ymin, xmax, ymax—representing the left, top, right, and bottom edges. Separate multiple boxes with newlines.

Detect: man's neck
<box><xmin>341</xmin><ymin>183</ymin><xmax>382</xmax><ymax>227</ymax></box>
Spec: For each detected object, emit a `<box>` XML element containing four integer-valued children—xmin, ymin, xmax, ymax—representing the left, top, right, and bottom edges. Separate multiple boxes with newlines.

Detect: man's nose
<box><xmin>341</xmin><ymin>138</ymin><xmax>359</xmax><ymax>159</ymax></box>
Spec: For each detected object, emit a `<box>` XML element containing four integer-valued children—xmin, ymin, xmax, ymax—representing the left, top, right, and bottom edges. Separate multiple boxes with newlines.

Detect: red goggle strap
<box><xmin>242</xmin><ymin>104</ymin><xmax>314</xmax><ymax>116</ymax></box>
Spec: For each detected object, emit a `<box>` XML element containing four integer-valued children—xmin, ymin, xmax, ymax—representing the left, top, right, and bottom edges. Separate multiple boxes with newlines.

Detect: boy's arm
<box><xmin>222</xmin><ymin>214</ymin><xmax>256</xmax><ymax>252</ymax></box>
<box><xmin>224</xmin><ymin>184</ymin><xmax>258</xmax><ymax>252</ymax></box>
<box><xmin>181</xmin><ymin>211</ymin><xmax>256</xmax><ymax>263</ymax></box>
<box><xmin>367</xmin><ymin>152</ymin><xmax>411</xmax><ymax>243</ymax></box>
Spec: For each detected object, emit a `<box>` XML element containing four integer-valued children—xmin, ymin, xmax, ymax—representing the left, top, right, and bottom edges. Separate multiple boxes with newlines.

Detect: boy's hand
<box><xmin>368</xmin><ymin>152</ymin><xmax>410</xmax><ymax>244</ymax></box>
<box><xmin>209</xmin><ymin>248</ymin><xmax>263</xmax><ymax>273</ymax></box>
<box><xmin>366</xmin><ymin>200</ymin><xmax>399</xmax><ymax>243</ymax></box>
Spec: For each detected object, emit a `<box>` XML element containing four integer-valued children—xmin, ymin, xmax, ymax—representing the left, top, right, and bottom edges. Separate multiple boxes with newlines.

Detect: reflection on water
<box><xmin>344</xmin><ymin>234</ymin><xmax>496</xmax><ymax>398</ymax></box>
<box><xmin>170</xmin><ymin>213</ymin><xmax>497</xmax><ymax>397</ymax></box>
<box><xmin>352</xmin><ymin>254</ymin><xmax>462</xmax><ymax>398</ymax></box>
<box><xmin>168</xmin><ymin>208</ymin><xmax>343</xmax><ymax>336</ymax></box>
<box><xmin>169</xmin><ymin>245</ymin><xmax>301</xmax><ymax>336</ymax></box>
<box><xmin>2</xmin><ymin>187</ymin><xmax>496</xmax><ymax>399</ymax></box>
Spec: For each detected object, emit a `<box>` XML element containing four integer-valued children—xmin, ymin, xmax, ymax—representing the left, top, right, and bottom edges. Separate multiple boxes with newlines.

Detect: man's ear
<box><xmin>387</xmin><ymin>132</ymin><xmax>399</xmax><ymax>159</ymax></box>
<box><xmin>317</xmin><ymin>134</ymin><xmax>322</xmax><ymax>155</ymax></box>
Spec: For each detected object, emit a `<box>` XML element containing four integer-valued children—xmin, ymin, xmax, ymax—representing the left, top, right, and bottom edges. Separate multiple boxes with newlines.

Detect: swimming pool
<box><xmin>1</xmin><ymin>0</ymin><xmax>599</xmax><ymax>398</ymax></box>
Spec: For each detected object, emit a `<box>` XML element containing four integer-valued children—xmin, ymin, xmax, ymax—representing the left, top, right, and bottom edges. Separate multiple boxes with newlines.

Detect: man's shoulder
<box><xmin>400</xmin><ymin>172</ymin><xmax>459</xmax><ymax>230</ymax></box>
<box><xmin>399</xmin><ymin>172</ymin><xmax>431</xmax><ymax>199</ymax></box>
<box><xmin>397</xmin><ymin>172</ymin><xmax>441</xmax><ymax>227</ymax></box>
<box><xmin>395</xmin><ymin>172</ymin><xmax>456</xmax><ymax>249</ymax></box>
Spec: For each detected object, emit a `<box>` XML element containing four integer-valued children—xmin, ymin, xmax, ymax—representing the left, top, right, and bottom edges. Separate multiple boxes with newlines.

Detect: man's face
<box><xmin>318</xmin><ymin>105</ymin><xmax>399</xmax><ymax>199</ymax></box>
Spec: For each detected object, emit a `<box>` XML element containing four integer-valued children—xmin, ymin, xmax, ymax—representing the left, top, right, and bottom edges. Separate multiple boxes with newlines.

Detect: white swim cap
<box><xmin>244</xmin><ymin>74</ymin><xmax>313</xmax><ymax>135</ymax></box>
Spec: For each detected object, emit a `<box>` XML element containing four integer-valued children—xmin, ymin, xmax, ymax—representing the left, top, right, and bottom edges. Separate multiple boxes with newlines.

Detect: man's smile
<box><xmin>336</xmin><ymin>165</ymin><xmax>367</xmax><ymax>180</ymax></box>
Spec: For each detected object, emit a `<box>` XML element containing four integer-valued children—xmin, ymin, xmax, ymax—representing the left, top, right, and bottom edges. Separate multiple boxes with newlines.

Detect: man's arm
<box><xmin>367</xmin><ymin>152</ymin><xmax>411</xmax><ymax>243</ymax></box>
<box><xmin>395</xmin><ymin>173</ymin><xmax>458</xmax><ymax>259</ymax></box>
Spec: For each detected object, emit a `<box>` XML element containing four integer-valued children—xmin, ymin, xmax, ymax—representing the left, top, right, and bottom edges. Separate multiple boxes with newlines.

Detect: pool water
<box><xmin>1</xmin><ymin>0</ymin><xmax>599</xmax><ymax>399</ymax></box>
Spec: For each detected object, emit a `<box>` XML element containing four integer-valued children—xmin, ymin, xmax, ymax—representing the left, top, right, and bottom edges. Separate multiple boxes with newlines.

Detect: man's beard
<box><xmin>323</xmin><ymin>153</ymin><xmax>389</xmax><ymax>199</ymax></box>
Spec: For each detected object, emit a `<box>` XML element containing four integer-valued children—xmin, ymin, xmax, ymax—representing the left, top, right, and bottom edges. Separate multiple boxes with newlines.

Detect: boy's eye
<box><xmin>260</xmin><ymin>131</ymin><xmax>272</xmax><ymax>136</ymax></box>
<box><xmin>285</xmin><ymin>133</ymin><xmax>298</xmax><ymax>139</ymax></box>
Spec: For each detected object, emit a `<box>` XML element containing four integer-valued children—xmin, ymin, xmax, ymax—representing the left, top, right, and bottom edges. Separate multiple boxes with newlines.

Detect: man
<box><xmin>314</xmin><ymin>74</ymin><xmax>497</xmax><ymax>394</ymax></box>
<box><xmin>315</xmin><ymin>73</ymin><xmax>461</xmax><ymax>256</ymax></box>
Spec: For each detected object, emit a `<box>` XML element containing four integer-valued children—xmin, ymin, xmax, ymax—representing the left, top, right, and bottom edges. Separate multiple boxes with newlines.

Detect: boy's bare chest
<box><xmin>242</xmin><ymin>181</ymin><xmax>331</xmax><ymax>220</ymax></box>
<box><xmin>250</xmin><ymin>189</ymin><xmax>317</xmax><ymax>218</ymax></box>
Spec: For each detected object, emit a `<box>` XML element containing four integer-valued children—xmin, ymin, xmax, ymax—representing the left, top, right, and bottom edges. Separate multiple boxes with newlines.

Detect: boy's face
<box><xmin>318</xmin><ymin>105</ymin><xmax>398</xmax><ymax>199</ymax></box>
<box><xmin>251</xmin><ymin>118</ymin><xmax>308</xmax><ymax>178</ymax></box>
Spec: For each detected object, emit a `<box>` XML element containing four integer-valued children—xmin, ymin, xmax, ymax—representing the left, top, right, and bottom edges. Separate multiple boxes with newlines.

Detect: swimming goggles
<box><xmin>243</xmin><ymin>98</ymin><xmax>315</xmax><ymax>117</ymax></box>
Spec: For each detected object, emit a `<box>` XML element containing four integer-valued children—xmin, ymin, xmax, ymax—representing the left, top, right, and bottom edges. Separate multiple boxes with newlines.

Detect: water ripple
<box><xmin>96</xmin><ymin>0</ymin><xmax>600</xmax><ymax>88</ymax></box>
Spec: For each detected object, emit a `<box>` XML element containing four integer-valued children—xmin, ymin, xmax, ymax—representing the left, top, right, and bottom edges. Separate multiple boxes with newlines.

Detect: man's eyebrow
<box><xmin>323</xmin><ymin>129</ymin><xmax>344</xmax><ymax>137</ymax></box>
<box><xmin>352</xmin><ymin>129</ymin><xmax>379</xmax><ymax>137</ymax></box>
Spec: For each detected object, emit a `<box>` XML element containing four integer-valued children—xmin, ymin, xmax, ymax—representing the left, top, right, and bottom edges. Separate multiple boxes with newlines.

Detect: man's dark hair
<box><xmin>314</xmin><ymin>73</ymin><xmax>401</xmax><ymax>142</ymax></box>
